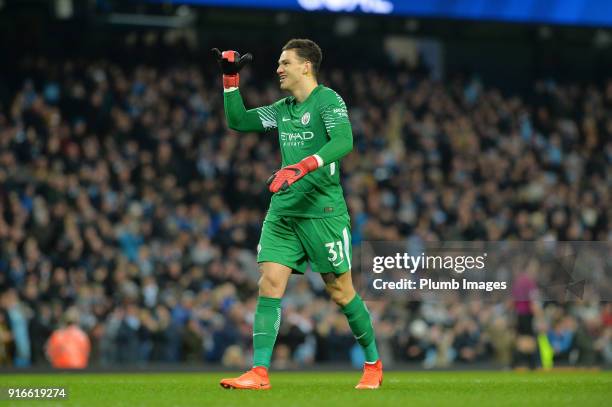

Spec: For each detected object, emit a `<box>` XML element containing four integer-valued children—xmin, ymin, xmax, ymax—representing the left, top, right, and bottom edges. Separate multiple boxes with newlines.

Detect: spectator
<box><xmin>547</xmin><ymin>316</ymin><xmax>576</xmax><ymax>364</ymax></box>
<box><xmin>46</xmin><ymin>307</ymin><xmax>91</xmax><ymax>369</ymax></box>
<box><xmin>1</xmin><ymin>289</ymin><xmax>31</xmax><ymax>367</ymax></box>
<box><xmin>0</xmin><ymin>42</ymin><xmax>609</xmax><ymax>369</ymax></box>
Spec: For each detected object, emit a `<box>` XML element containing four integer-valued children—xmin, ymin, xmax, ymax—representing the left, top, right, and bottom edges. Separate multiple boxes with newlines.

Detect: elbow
<box><xmin>225</xmin><ymin>114</ymin><xmax>242</xmax><ymax>131</ymax></box>
<box><xmin>326</xmin><ymin>141</ymin><xmax>352</xmax><ymax>164</ymax></box>
<box><xmin>339</xmin><ymin>138</ymin><xmax>353</xmax><ymax>158</ymax></box>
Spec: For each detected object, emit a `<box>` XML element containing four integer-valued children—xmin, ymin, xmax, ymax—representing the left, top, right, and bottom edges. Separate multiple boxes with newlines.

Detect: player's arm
<box><xmin>267</xmin><ymin>91</ymin><xmax>352</xmax><ymax>193</ymax></box>
<box><xmin>312</xmin><ymin>95</ymin><xmax>353</xmax><ymax>165</ymax></box>
<box><xmin>212</xmin><ymin>48</ymin><xmax>277</xmax><ymax>133</ymax></box>
<box><xmin>224</xmin><ymin>90</ymin><xmax>278</xmax><ymax>132</ymax></box>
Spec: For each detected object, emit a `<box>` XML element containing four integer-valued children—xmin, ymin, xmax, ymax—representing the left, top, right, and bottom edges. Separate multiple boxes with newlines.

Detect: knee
<box><xmin>325</xmin><ymin>284</ymin><xmax>354</xmax><ymax>307</ymax></box>
<box><xmin>258</xmin><ymin>273</ymin><xmax>283</xmax><ymax>297</ymax></box>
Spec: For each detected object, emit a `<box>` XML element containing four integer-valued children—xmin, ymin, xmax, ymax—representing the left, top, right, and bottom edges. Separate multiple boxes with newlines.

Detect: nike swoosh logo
<box><xmin>282</xmin><ymin>117</ymin><xmax>291</xmax><ymax>122</ymax></box>
<box><xmin>354</xmin><ymin>332</ymin><xmax>367</xmax><ymax>340</ymax></box>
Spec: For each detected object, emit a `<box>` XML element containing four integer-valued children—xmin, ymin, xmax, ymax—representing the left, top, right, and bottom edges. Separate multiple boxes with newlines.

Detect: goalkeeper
<box><xmin>213</xmin><ymin>39</ymin><xmax>382</xmax><ymax>390</ymax></box>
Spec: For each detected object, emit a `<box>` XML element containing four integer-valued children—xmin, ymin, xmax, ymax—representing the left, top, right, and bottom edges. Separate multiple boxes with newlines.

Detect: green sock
<box><xmin>341</xmin><ymin>294</ymin><xmax>379</xmax><ymax>363</ymax></box>
<box><xmin>252</xmin><ymin>296</ymin><xmax>282</xmax><ymax>368</ymax></box>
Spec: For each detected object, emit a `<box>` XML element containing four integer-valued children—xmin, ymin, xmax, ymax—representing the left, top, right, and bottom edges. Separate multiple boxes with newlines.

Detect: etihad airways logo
<box><xmin>280</xmin><ymin>131</ymin><xmax>314</xmax><ymax>147</ymax></box>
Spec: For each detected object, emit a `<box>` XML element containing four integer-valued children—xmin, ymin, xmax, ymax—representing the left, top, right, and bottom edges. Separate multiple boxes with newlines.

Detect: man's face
<box><xmin>277</xmin><ymin>49</ymin><xmax>309</xmax><ymax>91</ymax></box>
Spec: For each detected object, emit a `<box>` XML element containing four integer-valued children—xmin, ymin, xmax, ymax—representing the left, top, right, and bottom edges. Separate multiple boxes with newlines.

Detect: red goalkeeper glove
<box><xmin>266</xmin><ymin>156</ymin><xmax>320</xmax><ymax>193</ymax></box>
<box><xmin>211</xmin><ymin>48</ymin><xmax>253</xmax><ymax>89</ymax></box>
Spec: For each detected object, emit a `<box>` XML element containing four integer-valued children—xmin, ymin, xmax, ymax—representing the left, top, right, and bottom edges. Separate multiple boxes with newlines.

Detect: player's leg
<box><xmin>322</xmin><ymin>271</ymin><xmax>378</xmax><ymax>355</ymax></box>
<box><xmin>220</xmin><ymin>214</ymin><xmax>306</xmax><ymax>390</ymax></box>
<box><xmin>321</xmin><ymin>271</ymin><xmax>383</xmax><ymax>389</ymax></box>
<box><xmin>295</xmin><ymin>214</ymin><xmax>382</xmax><ymax>388</ymax></box>
<box><xmin>253</xmin><ymin>262</ymin><xmax>292</xmax><ymax>369</ymax></box>
<box><xmin>253</xmin><ymin>214</ymin><xmax>308</xmax><ymax>371</ymax></box>
<box><xmin>220</xmin><ymin>262</ymin><xmax>293</xmax><ymax>390</ymax></box>
<box><xmin>321</xmin><ymin>271</ymin><xmax>378</xmax><ymax>363</ymax></box>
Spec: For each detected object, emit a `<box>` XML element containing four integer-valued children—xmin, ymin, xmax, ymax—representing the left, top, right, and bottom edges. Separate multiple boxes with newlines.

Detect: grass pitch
<box><xmin>1</xmin><ymin>370</ymin><xmax>610</xmax><ymax>407</ymax></box>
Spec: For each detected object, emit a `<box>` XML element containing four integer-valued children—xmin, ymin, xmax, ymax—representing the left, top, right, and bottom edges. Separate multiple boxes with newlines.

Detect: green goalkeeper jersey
<box><xmin>224</xmin><ymin>85</ymin><xmax>353</xmax><ymax>218</ymax></box>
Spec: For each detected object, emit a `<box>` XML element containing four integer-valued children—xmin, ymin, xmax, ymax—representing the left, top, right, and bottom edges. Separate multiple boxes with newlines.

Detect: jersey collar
<box><xmin>288</xmin><ymin>84</ymin><xmax>322</xmax><ymax>105</ymax></box>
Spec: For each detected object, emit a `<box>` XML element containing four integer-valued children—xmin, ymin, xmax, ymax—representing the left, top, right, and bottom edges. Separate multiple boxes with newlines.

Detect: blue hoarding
<box><xmin>151</xmin><ymin>0</ymin><xmax>612</xmax><ymax>27</ymax></box>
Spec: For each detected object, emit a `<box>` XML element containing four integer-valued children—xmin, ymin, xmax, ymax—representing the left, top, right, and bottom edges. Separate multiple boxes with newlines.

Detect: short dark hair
<box><xmin>282</xmin><ymin>38</ymin><xmax>322</xmax><ymax>76</ymax></box>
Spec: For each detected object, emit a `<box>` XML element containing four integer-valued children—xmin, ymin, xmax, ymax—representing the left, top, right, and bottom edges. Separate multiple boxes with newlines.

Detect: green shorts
<box><xmin>257</xmin><ymin>212</ymin><xmax>352</xmax><ymax>275</ymax></box>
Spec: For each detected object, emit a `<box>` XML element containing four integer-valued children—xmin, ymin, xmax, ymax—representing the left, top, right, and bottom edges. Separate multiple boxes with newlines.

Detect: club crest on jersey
<box><xmin>301</xmin><ymin>112</ymin><xmax>310</xmax><ymax>125</ymax></box>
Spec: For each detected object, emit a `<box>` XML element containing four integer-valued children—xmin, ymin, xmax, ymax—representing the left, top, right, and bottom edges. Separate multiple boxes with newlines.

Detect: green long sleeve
<box><xmin>314</xmin><ymin>95</ymin><xmax>353</xmax><ymax>165</ymax></box>
<box><xmin>223</xmin><ymin>89</ymin><xmax>278</xmax><ymax>132</ymax></box>
<box><xmin>315</xmin><ymin>121</ymin><xmax>353</xmax><ymax>165</ymax></box>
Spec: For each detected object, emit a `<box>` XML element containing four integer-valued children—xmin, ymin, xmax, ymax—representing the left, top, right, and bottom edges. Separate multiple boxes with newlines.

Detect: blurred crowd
<box><xmin>0</xmin><ymin>42</ymin><xmax>610</xmax><ymax>368</ymax></box>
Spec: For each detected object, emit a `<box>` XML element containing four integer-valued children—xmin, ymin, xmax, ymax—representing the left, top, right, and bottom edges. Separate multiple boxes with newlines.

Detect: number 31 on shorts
<box><xmin>325</xmin><ymin>241</ymin><xmax>345</xmax><ymax>267</ymax></box>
